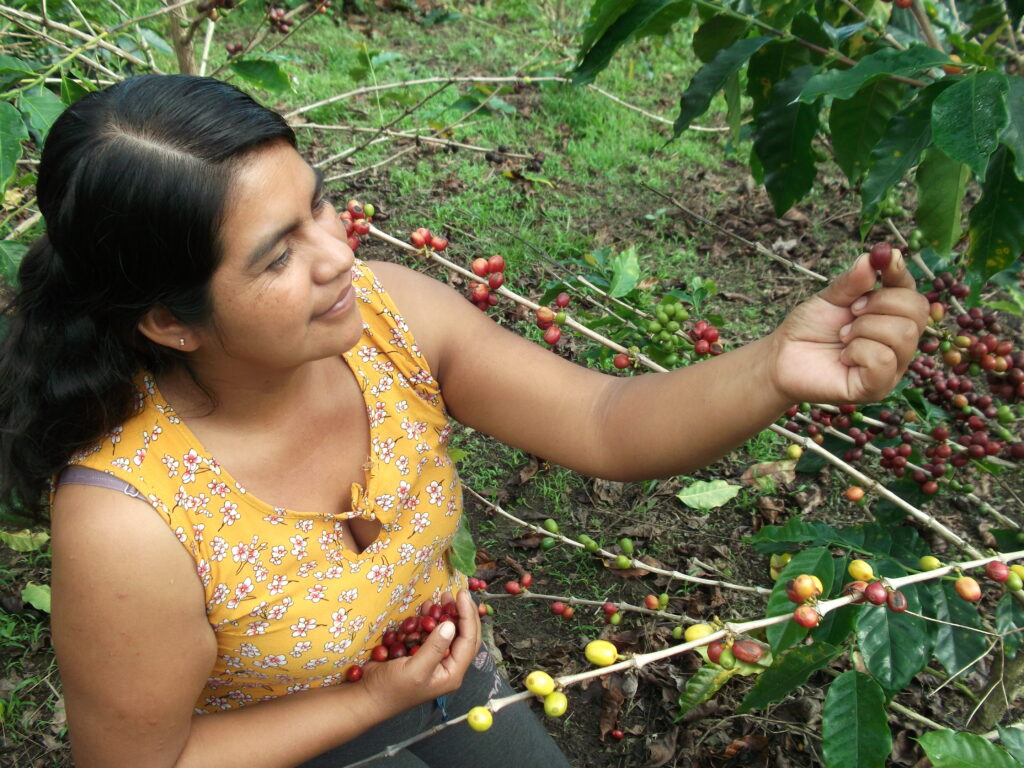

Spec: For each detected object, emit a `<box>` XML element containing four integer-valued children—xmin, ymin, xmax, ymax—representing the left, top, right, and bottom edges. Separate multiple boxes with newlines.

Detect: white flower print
<box><xmin>196</xmin><ymin>559</ymin><xmax>211</xmax><ymax>586</ymax></box>
<box><xmin>426</xmin><ymin>482</ymin><xmax>444</xmax><ymax>506</ymax></box>
<box><xmin>411</xmin><ymin>512</ymin><xmax>430</xmax><ymax>534</ymax></box>
<box><xmin>390</xmin><ymin>328</ymin><xmax>407</xmax><ymax>348</ymax></box>
<box><xmin>395</xmin><ymin>455</ymin><xmax>410</xmax><ymax>476</ymax></box>
<box><xmin>290</xmin><ymin>617</ymin><xmax>317</xmax><ymax>637</ymax></box>
<box><xmin>397</xmin><ymin>543</ymin><xmax>415</xmax><ymax>564</ymax></box>
<box><xmin>304</xmin><ymin>657</ymin><xmax>329</xmax><ymax>670</ymax></box>
<box><xmin>358</xmin><ymin>345</ymin><xmax>379</xmax><ymax>362</ymax></box>
<box><xmin>172</xmin><ymin>526</ymin><xmax>188</xmax><ymax>545</ymax></box>
<box><xmin>211</xmin><ymin>583</ymin><xmax>230</xmax><ymax>605</ymax></box>
<box><xmin>289</xmin><ymin>535</ymin><xmax>308</xmax><ymax>559</ymax></box>
<box><xmin>306</xmin><ymin>584</ymin><xmax>328</xmax><ymax>603</ymax></box>
<box><xmin>208</xmin><ymin>480</ymin><xmax>230</xmax><ymax>498</ymax></box>
<box><xmin>161</xmin><ymin>454</ymin><xmax>180</xmax><ymax>477</ymax></box>
<box><xmin>338</xmin><ymin>588</ymin><xmax>358</xmax><ymax>604</ymax></box>
<box><xmin>112</xmin><ymin>457</ymin><xmax>131</xmax><ymax>471</ymax></box>
<box><xmin>395</xmin><ymin>399</ymin><xmax>409</xmax><ymax>413</ymax></box>
<box><xmin>348</xmin><ymin>615</ymin><xmax>366</xmax><ymax>634</ymax></box>
<box><xmin>329</xmin><ymin>609</ymin><xmax>348</xmax><ymax>638</ymax></box>
<box><xmin>221</xmin><ymin>502</ymin><xmax>240</xmax><ymax>528</ymax></box>
<box><xmin>210</xmin><ymin>536</ymin><xmax>229</xmax><ymax>562</ymax></box>
<box><xmin>108</xmin><ymin>426</ymin><xmax>123</xmax><ymax>444</ymax></box>
<box><xmin>270</xmin><ymin>545</ymin><xmax>287</xmax><ymax>565</ymax></box>
<box><xmin>296</xmin><ymin>561</ymin><xmax>318</xmax><ymax>578</ymax></box>
<box><xmin>373</xmin><ymin>437</ymin><xmax>397</xmax><ymax>464</ymax></box>
<box><xmin>245</xmin><ymin>621</ymin><xmax>269</xmax><ymax>637</ymax></box>
<box><xmin>374</xmin><ymin>494</ymin><xmax>395</xmax><ymax>512</ymax></box>
<box><xmin>268</xmin><ymin>573</ymin><xmax>289</xmax><ymax>596</ymax></box>
<box><xmin>256</xmin><ymin>655</ymin><xmax>287</xmax><ymax>669</ymax></box>
<box><xmin>232</xmin><ymin>541</ymin><xmax>258</xmax><ymax>566</ymax></box>
<box><xmin>264</xmin><ymin>511</ymin><xmax>285</xmax><ymax>525</ymax></box>
<box><xmin>133</xmin><ymin>448</ymin><xmax>147</xmax><ymax>466</ymax></box>
<box><xmin>446</xmin><ymin>497</ymin><xmax>458</xmax><ymax>518</ymax></box>
<box><xmin>324</xmin><ymin>565</ymin><xmax>345</xmax><ymax>579</ymax></box>
<box><xmin>227</xmin><ymin>577</ymin><xmax>254</xmax><ymax>609</ymax></box>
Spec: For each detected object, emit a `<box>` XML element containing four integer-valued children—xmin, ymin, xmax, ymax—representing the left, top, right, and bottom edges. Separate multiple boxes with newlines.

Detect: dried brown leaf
<box><xmin>598</xmin><ymin>673</ymin><xmax>626</xmax><ymax>740</ymax></box>
<box><xmin>740</xmin><ymin>460</ymin><xmax>796</xmax><ymax>487</ymax></box>
<box><xmin>640</xmin><ymin>728</ymin><xmax>679</xmax><ymax>768</ymax></box>
<box><xmin>516</xmin><ymin>455</ymin><xmax>540</xmax><ymax>485</ymax></box>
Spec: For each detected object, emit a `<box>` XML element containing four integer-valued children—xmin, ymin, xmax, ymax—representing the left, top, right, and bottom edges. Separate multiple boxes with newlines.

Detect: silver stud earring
<box><xmin>179</xmin><ymin>338</ymin><xmax>186</xmax><ymax>347</ymax></box>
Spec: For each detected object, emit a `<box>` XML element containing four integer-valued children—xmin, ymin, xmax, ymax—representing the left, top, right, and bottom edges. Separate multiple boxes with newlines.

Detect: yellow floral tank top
<box><xmin>69</xmin><ymin>260</ymin><xmax>466</xmax><ymax>713</ymax></box>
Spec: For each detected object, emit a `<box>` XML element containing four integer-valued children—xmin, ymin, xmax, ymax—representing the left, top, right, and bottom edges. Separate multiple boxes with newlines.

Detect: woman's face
<box><xmin>193</xmin><ymin>141</ymin><xmax>361</xmax><ymax>373</ymax></box>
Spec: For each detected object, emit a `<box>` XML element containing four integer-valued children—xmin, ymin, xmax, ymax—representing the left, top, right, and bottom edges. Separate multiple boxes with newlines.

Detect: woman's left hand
<box><xmin>766</xmin><ymin>248</ymin><xmax>931</xmax><ymax>406</ymax></box>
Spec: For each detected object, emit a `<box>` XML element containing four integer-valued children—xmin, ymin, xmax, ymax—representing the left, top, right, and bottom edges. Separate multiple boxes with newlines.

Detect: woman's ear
<box><xmin>137</xmin><ymin>306</ymin><xmax>197</xmax><ymax>351</ymax></box>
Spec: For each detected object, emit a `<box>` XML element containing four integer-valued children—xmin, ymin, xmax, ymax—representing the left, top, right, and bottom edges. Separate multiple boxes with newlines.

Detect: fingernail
<box><xmin>852</xmin><ymin>297</ymin><xmax>868</xmax><ymax>312</ymax></box>
<box><xmin>839</xmin><ymin>323</ymin><xmax>852</xmax><ymax>338</ymax></box>
<box><xmin>439</xmin><ymin>622</ymin><xmax>455</xmax><ymax>639</ymax></box>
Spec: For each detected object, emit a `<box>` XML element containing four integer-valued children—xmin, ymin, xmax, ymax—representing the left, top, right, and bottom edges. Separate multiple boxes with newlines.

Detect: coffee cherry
<box><xmin>505</xmin><ymin>580</ymin><xmax>522</xmax><ymax>595</ymax></box>
<box><xmin>520</xmin><ymin>572</ymin><xmax>533</xmax><ymax>590</ymax></box>
<box><xmin>684</xmin><ymin>623</ymin><xmax>714</xmax><ymax>642</ymax></box>
<box><xmin>793</xmin><ymin>605</ymin><xmax>821</xmax><ymax>628</ymax></box>
<box><xmin>362</xmin><ymin>202</ymin><xmax>375</xmax><ymax>218</ymax></box>
<box><xmin>525</xmin><ymin>670</ymin><xmax>556</xmax><ymax>696</ymax></box>
<box><xmin>844</xmin><ymin>486</ymin><xmax>865</xmax><ymax>502</ymax></box>
<box><xmin>1006</xmin><ymin>572</ymin><xmax>1024</xmax><ymax>592</ymax></box>
<box><xmin>467</xmin><ymin>706</ymin><xmax>493</xmax><ymax>732</ymax></box>
<box><xmin>471</xmin><ymin>257</ymin><xmax>489</xmax><ymax>277</ymax></box>
<box><xmin>985</xmin><ymin>561</ymin><xmax>1010</xmax><ymax>583</ymax></box>
<box><xmin>613</xmin><ymin>353</ymin><xmax>630</xmax><ymax>369</ymax></box>
<box><xmin>603</xmin><ymin>601</ymin><xmax>618</xmax><ymax>615</ymax></box>
<box><xmin>371</xmin><ymin>644</ymin><xmax>389</xmax><ymax>662</ymax></box>
<box><xmin>786</xmin><ymin>444</ymin><xmax>803</xmax><ymax>460</ymax></box>
<box><xmin>555</xmin><ymin>292</ymin><xmax>570</xmax><ymax>308</ymax></box>
<box><xmin>487</xmin><ymin>254</ymin><xmax>506</xmax><ymax>274</ymax></box>
<box><xmin>542</xmin><ymin>518</ymin><xmax>559</xmax><ymax>533</ymax></box>
<box><xmin>732</xmin><ymin>640</ymin><xmax>764</xmax><ymax>664</ymax></box>
<box><xmin>346</xmin><ymin>199</ymin><xmax>364</xmax><ymax>219</ymax></box>
<box><xmin>585</xmin><ymin>639</ymin><xmax>619</xmax><ymax>667</ymax></box>
<box><xmin>848</xmin><ymin>559</ymin><xmax>874</xmax><ymax>582</ymax></box>
<box><xmin>843</xmin><ymin>581</ymin><xmax>869</xmax><ymax>604</ymax></box>
<box><xmin>919</xmin><ymin>555</ymin><xmax>942</xmax><ymax>571</ymax></box>
<box><xmin>718</xmin><ymin>647</ymin><xmax>736</xmax><ymax>670</ymax></box>
<box><xmin>865</xmin><ymin>581</ymin><xmax>889</xmax><ymax>605</ymax></box>
<box><xmin>353</xmin><ymin>218</ymin><xmax>370</xmax><ymax>236</ymax></box>
<box><xmin>611</xmin><ymin>729</ymin><xmax>625</xmax><ymax>740</ymax></box>
<box><xmin>887</xmin><ymin>590</ymin><xmax>908</xmax><ymax>613</ymax></box>
<box><xmin>955</xmin><ymin>576</ymin><xmax>982</xmax><ymax>602</ymax></box>
<box><xmin>488</xmin><ymin>272</ymin><xmax>504</xmax><ymax>290</ymax></box>
<box><xmin>561</xmin><ymin>605</ymin><xmax>575</xmax><ymax>620</ymax></box>
<box><xmin>543</xmin><ymin>691</ymin><xmax>568</xmax><ymax>718</ymax></box>
<box><xmin>551</xmin><ymin>601</ymin><xmax>566</xmax><ymax>615</ymax></box>
<box><xmin>791</xmin><ymin>574</ymin><xmax>824</xmax><ymax>602</ymax></box>
<box><xmin>542</xmin><ymin>326</ymin><xmax>561</xmax><ymax>345</ymax></box>
<box><xmin>614</xmin><ymin>555</ymin><xmax>631</xmax><ymax>569</ymax></box>
<box><xmin>643</xmin><ymin>594</ymin><xmax>660</xmax><ymax>610</ymax></box>
<box><xmin>619</xmin><ymin>537</ymin><xmax>635</xmax><ymax>556</ymax></box>
<box><xmin>869</xmin><ymin>242</ymin><xmax>892</xmax><ymax>271</ymax></box>
<box><xmin>706</xmin><ymin>640</ymin><xmax>725</xmax><ymax>664</ymax></box>
<box><xmin>430</xmin><ymin>236</ymin><xmax>448</xmax><ymax>252</ymax></box>
<box><xmin>346</xmin><ymin>664</ymin><xmax>364</xmax><ymax>682</ymax></box>
<box><xmin>609</xmin><ymin>612</ymin><xmax>622</xmax><ymax>626</ymax></box>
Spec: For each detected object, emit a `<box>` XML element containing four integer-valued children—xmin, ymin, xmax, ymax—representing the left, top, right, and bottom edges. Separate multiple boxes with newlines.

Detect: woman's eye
<box><xmin>268</xmin><ymin>249</ymin><xmax>291</xmax><ymax>270</ymax></box>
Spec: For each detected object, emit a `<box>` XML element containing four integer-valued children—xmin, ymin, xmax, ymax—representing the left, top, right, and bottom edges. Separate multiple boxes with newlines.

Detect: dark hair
<box><xmin>0</xmin><ymin>74</ymin><xmax>296</xmax><ymax>519</ymax></box>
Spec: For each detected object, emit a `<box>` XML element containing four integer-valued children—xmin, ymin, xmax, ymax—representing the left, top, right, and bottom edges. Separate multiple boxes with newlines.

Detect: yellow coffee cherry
<box><xmin>525</xmin><ymin>670</ymin><xmax>555</xmax><ymax>697</ymax></box>
<box><xmin>585</xmin><ymin>639</ymin><xmax>619</xmax><ymax>667</ymax></box>
<box><xmin>684</xmin><ymin>623</ymin><xmax>715</xmax><ymax>643</ymax></box>
<box><xmin>467</xmin><ymin>706</ymin><xmax>493</xmax><ymax>732</ymax></box>
<box><xmin>919</xmin><ymin>555</ymin><xmax>942</xmax><ymax>571</ymax></box>
<box><xmin>848</xmin><ymin>559</ymin><xmax>874</xmax><ymax>582</ymax></box>
<box><xmin>543</xmin><ymin>691</ymin><xmax>568</xmax><ymax>717</ymax></box>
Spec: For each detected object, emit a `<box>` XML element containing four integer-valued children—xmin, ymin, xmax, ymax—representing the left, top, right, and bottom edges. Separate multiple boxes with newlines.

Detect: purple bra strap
<box><xmin>58</xmin><ymin>465</ymin><xmax>142</xmax><ymax>499</ymax></box>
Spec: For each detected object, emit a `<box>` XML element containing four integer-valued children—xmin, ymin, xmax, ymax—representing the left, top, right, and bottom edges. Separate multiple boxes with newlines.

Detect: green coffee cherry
<box><xmin>619</xmin><ymin>537</ymin><xmax>634</xmax><ymax>556</ymax></box>
<box><xmin>542</xmin><ymin>518</ymin><xmax>559</xmax><ymax>534</ymax></box>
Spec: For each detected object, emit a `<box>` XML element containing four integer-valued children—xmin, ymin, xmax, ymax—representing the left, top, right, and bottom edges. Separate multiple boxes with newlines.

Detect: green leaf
<box><xmin>0</xmin><ymin>101</ymin><xmax>28</xmax><ymax>193</ymax></box>
<box><xmin>746</xmin><ymin>40</ymin><xmax>815</xmax><ymax>114</ymax></box>
<box><xmin>0</xmin><ymin>54</ymin><xmax>34</xmax><ymax>91</ymax></box>
<box><xmin>578</xmin><ymin>0</ymin><xmax>637</xmax><ymax>63</ymax></box>
<box><xmin>738</xmin><ymin>643</ymin><xmax>843</xmax><ymax>713</ymax></box>
<box><xmin>800</xmin><ymin>45</ymin><xmax>950</xmax><ymax>102</ymax></box>
<box><xmin>860</xmin><ymin>81</ymin><xmax>952</xmax><ymax>224</ymax></box>
<box><xmin>60</xmin><ymin>72</ymin><xmax>93</xmax><ymax>106</ymax></box>
<box><xmin>914</xmin><ymin>147</ymin><xmax>970</xmax><ymax>257</ymax></box>
<box><xmin>918</xmin><ymin>729</ymin><xmax>1020</xmax><ymax>768</ymax></box>
<box><xmin>632</xmin><ymin>0</ymin><xmax>691</xmax><ymax>38</ymax></box>
<box><xmin>19</xmin><ymin>85</ymin><xmax>65</xmax><ymax>144</ymax></box>
<box><xmin>674</xmin><ymin>36</ymin><xmax>773</xmax><ymax>134</ymax></box>
<box><xmin>746</xmin><ymin>516</ymin><xmax>846</xmax><ymax>553</ymax></box>
<box><xmin>20</xmin><ymin>582</ymin><xmax>50</xmax><ymax>613</ymax></box>
<box><xmin>999</xmin><ymin>75</ymin><xmax>1024</xmax><ymax>181</ymax></box>
<box><xmin>228</xmin><ymin>58</ymin><xmax>291</xmax><ymax>94</ymax></box>
<box><xmin>830</xmin><ymin>78</ymin><xmax>905</xmax><ymax>185</ymax></box>
<box><xmin>448</xmin><ymin>516</ymin><xmax>477</xmax><ymax>577</ymax></box>
<box><xmin>822</xmin><ymin>671</ymin><xmax>891</xmax><ymax>768</ymax></box>
<box><xmin>812</xmin><ymin>557</ymin><xmax>861</xmax><ymax>645</ymax></box>
<box><xmin>607</xmin><ymin>246</ymin><xmax>640</xmax><ymax>298</ymax></box>
<box><xmin>0</xmin><ymin>240</ymin><xmax>27</xmax><ymax>285</ymax></box>
<box><xmin>0</xmin><ymin>528</ymin><xmax>49</xmax><ymax>552</ymax></box>
<box><xmin>138</xmin><ymin>26</ymin><xmax>173</xmax><ymax>54</ymax></box>
<box><xmin>932</xmin><ymin>71</ymin><xmax>1009</xmax><ymax>180</ymax></box>
<box><xmin>752</xmin><ymin>65</ymin><xmax>820</xmax><ymax>216</ymax></box>
<box><xmin>693</xmin><ymin>15</ymin><xmax>748</xmax><ymax>63</ymax></box>
<box><xmin>967</xmin><ymin>145</ymin><xmax>1024</xmax><ymax>284</ymax></box>
<box><xmin>765</xmin><ymin>547</ymin><xmax>835</xmax><ymax>653</ymax></box>
<box><xmin>674</xmin><ymin>479</ymin><xmax>740</xmax><ymax>511</ymax></box>
<box><xmin>996</xmin><ymin>593</ymin><xmax>1024</xmax><ymax>659</ymax></box>
<box><xmin>997</xmin><ymin>725</ymin><xmax>1024</xmax><ymax>764</ymax></box>
<box><xmin>574</xmin><ymin>0</ymin><xmax>690</xmax><ymax>86</ymax></box>
<box><xmin>676</xmin><ymin>663</ymin><xmax>736</xmax><ymax>719</ymax></box>
<box><xmin>447</xmin><ymin>448</ymin><xmax>469</xmax><ymax>463</ymax></box>
<box><xmin>920</xmin><ymin>581</ymin><xmax>988</xmax><ymax>680</ymax></box>
<box><xmin>856</xmin><ymin>558</ymin><xmax>931</xmax><ymax>694</ymax></box>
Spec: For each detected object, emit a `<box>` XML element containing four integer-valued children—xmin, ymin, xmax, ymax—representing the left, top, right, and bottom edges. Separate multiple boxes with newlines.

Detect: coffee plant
<box><xmin>4</xmin><ymin>1</ymin><xmax>1024</xmax><ymax>765</ymax></box>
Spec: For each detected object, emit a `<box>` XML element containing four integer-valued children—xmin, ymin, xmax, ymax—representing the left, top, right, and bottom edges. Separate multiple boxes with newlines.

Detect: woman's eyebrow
<box><xmin>246</xmin><ymin>166</ymin><xmax>326</xmax><ymax>269</ymax></box>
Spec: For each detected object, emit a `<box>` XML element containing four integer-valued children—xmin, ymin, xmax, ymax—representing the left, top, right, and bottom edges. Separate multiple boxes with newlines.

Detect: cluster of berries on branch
<box><xmin>466</xmin><ymin>254</ymin><xmax>506</xmax><ymax>311</ymax></box>
<box><xmin>340</xmin><ymin>199</ymin><xmax>374</xmax><ymax>252</ymax></box>
<box><xmin>535</xmin><ymin>292</ymin><xmax>571</xmax><ymax>346</ymax></box>
<box><xmin>267</xmin><ymin>6</ymin><xmax>292</xmax><ymax>33</ymax></box>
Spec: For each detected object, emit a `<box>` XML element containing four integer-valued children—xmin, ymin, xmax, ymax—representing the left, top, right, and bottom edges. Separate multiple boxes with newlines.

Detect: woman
<box><xmin>0</xmin><ymin>74</ymin><xmax>928</xmax><ymax>767</ymax></box>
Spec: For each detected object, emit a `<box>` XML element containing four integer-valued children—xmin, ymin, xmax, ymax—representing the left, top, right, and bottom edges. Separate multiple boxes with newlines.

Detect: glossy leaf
<box><xmin>932</xmin><ymin>71</ymin><xmax>1009</xmax><ymax>180</ymax></box>
<box><xmin>675</xmin><ymin>479</ymin><xmax>740</xmax><ymax>511</ymax></box>
<box><xmin>20</xmin><ymin>582</ymin><xmax>51</xmax><ymax>613</ymax></box>
<box><xmin>918</xmin><ymin>729</ymin><xmax>1020</xmax><ymax>768</ymax></box>
<box><xmin>229</xmin><ymin>58</ymin><xmax>291</xmax><ymax>94</ymax></box>
<box><xmin>0</xmin><ymin>54</ymin><xmax>33</xmax><ymax>91</ymax></box>
<box><xmin>800</xmin><ymin>45</ymin><xmax>949</xmax><ymax>102</ymax></box>
<box><xmin>765</xmin><ymin>546</ymin><xmax>834</xmax><ymax>653</ymax></box>
<box><xmin>996</xmin><ymin>593</ymin><xmax>1024</xmax><ymax>659</ymax></box>
<box><xmin>914</xmin><ymin>148</ymin><xmax>970</xmax><ymax>257</ymax></box>
<box><xmin>60</xmin><ymin>72</ymin><xmax>93</xmax><ymax>105</ymax></box>
<box><xmin>920</xmin><ymin>581</ymin><xmax>988</xmax><ymax>680</ymax></box>
<box><xmin>0</xmin><ymin>101</ymin><xmax>28</xmax><ymax>194</ymax></box>
<box><xmin>693</xmin><ymin>14</ymin><xmax>748</xmax><ymax>63</ymax></box>
<box><xmin>0</xmin><ymin>239</ymin><xmax>27</xmax><ymax>285</ymax></box>
<box><xmin>674</xmin><ymin>36</ymin><xmax>772</xmax><ymax>134</ymax></box>
<box><xmin>830</xmin><ymin>78</ymin><xmax>905</xmax><ymax>185</ymax></box>
<box><xmin>812</xmin><ymin>557</ymin><xmax>861</xmax><ymax>646</ymax></box>
<box><xmin>738</xmin><ymin>642</ymin><xmax>842</xmax><ymax>713</ymax></box>
<box><xmin>967</xmin><ymin>145</ymin><xmax>1024</xmax><ymax>284</ymax></box>
<box><xmin>607</xmin><ymin>246</ymin><xmax>640</xmax><ymax>297</ymax></box>
<box><xmin>860</xmin><ymin>81</ymin><xmax>952</xmax><ymax>225</ymax></box>
<box><xmin>746</xmin><ymin>39</ymin><xmax>815</xmax><ymax>113</ymax></box>
<box><xmin>676</xmin><ymin>663</ymin><xmax>736</xmax><ymax>719</ymax></box>
<box><xmin>578</xmin><ymin>0</ymin><xmax>635</xmax><ymax>63</ymax></box>
<box><xmin>752</xmin><ymin>65</ymin><xmax>820</xmax><ymax>216</ymax></box>
<box><xmin>856</xmin><ymin>558</ymin><xmax>931</xmax><ymax>694</ymax></box>
<box><xmin>448</xmin><ymin>517</ymin><xmax>477</xmax><ymax>576</ymax></box>
<box><xmin>574</xmin><ymin>0</ymin><xmax>690</xmax><ymax>86</ymax></box>
<box><xmin>19</xmin><ymin>85</ymin><xmax>64</xmax><ymax>143</ymax></box>
<box><xmin>0</xmin><ymin>528</ymin><xmax>49</xmax><ymax>552</ymax></box>
<box><xmin>822</xmin><ymin>671</ymin><xmax>891</xmax><ymax>768</ymax></box>
<box><xmin>999</xmin><ymin>75</ymin><xmax>1024</xmax><ymax>181</ymax></box>
<box><xmin>996</xmin><ymin>725</ymin><xmax>1024</xmax><ymax>764</ymax></box>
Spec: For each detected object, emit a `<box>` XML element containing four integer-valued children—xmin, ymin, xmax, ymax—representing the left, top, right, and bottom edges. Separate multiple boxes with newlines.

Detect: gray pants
<box><xmin>300</xmin><ymin>647</ymin><xmax>572</xmax><ymax>767</ymax></box>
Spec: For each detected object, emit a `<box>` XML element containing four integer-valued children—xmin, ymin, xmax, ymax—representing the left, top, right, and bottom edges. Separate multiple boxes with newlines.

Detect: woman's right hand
<box><xmin>360</xmin><ymin>589</ymin><xmax>482</xmax><ymax>716</ymax></box>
